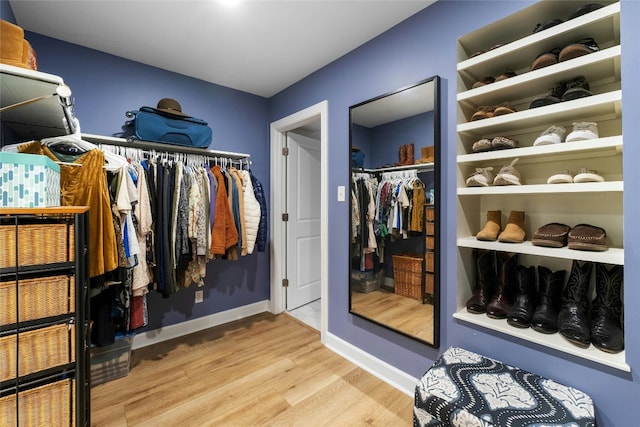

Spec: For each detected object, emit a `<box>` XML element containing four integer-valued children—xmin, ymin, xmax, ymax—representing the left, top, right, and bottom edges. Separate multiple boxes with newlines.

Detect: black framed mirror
<box><xmin>349</xmin><ymin>76</ymin><xmax>441</xmax><ymax>347</ymax></box>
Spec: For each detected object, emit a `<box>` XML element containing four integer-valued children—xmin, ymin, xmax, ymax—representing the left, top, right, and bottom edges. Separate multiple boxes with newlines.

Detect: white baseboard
<box><xmin>324</xmin><ymin>331</ymin><xmax>418</xmax><ymax>397</ymax></box>
<box><xmin>131</xmin><ymin>300</ymin><xmax>270</xmax><ymax>350</ymax></box>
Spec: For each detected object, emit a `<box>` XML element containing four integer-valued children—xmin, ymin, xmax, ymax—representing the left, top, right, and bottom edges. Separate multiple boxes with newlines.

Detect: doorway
<box><xmin>270</xmin><ymin>101</ymin><xmax>328</xmax><ymax>342</ymax></box>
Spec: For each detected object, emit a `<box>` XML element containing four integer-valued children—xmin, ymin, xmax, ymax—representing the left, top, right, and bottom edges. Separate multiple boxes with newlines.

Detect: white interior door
<box><xmin>286</xmin><ymin>131</ymin><xmax>321</xmax><ymax>310</ymax></box>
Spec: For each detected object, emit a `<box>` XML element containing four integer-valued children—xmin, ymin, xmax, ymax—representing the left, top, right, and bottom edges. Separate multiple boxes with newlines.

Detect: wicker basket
<box><xmin>0</xmin><ymin>323</ymin><xmax>75</xmax><ymax>382</ymax></box>
<box><xmin>0</xmin><ymin>275</ymin><xmax>74</xmax><ymax>326</ymax></box>
<box><xmin>425</xmin><ymin>252</ymin><xmax>434</xmax><ymax>273</ymax></box>
<box><xmin>0</xmin><ymin>222</ymin><xmax>71</xmax><ymax>268</ymax></box>
<box><xmin>392</xmin><ymin>254</ymin><xmax>423</xmax><ymax>300</ymax></box>
<box><xmin>0</xmin><ymin>378</ymin><xmax>74</xmax><ymax>426</ymax></box>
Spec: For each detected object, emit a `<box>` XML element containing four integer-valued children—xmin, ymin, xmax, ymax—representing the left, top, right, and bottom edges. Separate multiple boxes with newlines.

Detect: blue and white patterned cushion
<box><xmin>414</xmin><ymin>347</ymin><xmax>595</xmax><ymax>427</ymax></box>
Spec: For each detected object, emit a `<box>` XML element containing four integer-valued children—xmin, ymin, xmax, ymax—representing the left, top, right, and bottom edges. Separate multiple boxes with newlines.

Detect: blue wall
<box><xmin>3</xmin><ymin>1</ymin><xmax>640</xmax><ymax>425</ymax></box>
<box><xmin>270</xmin><ymin>1</ymin><xmax>640</xmax><ymax>426</ymax></box>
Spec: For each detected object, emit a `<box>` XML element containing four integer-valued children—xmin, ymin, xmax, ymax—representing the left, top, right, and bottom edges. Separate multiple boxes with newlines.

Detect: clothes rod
<box><xmin>82</xmin><ymin>133</ymin><xmax>250</xmax><ymax>160</ymax></box>
<box><xmin>353</xmin><ymin>162</ymin><xmax>434</xmax><ymax>174</ymax></box>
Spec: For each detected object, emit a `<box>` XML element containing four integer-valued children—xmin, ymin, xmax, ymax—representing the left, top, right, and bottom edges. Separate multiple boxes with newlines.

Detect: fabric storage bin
<box><xmin>91</xmin><ymin>335</ymin><xmax>133</xmax><ymax>386</ymax></box>
<box><xmin>0</xmin><ymin>378</ymin><xmax>74</xmax><ymax>425</ymax></box>
<box><xmin>0</xmin><ymin>152</ymin><xmax>60</xmax><ymax>207</ymax></box>
<box><xmin>0</xmin><ymin>275</ymin><xmax>74</xmax><ymax>326</ymax></box>
<box><xmin>0</xmin><ymin>323</ymin><xmax>74</xmax><ymax>381</ymax></box>
<box><xmin>351</xmin><ymin>269</ymin><xmax>384</xmax><ymax>293</ymax></box>
<box><xmin>0</xmin><ymin>222</ymin><xmax>71</xmax><ymax>268</ymax></box>
<box><xmin>414</xmin><ymin>347</ymin><xmax>596</xmax><ymax>427</ymax></box>
<box><xmin>393</xmin><ymin>254</ymin><xmax>423</xmax><ymax>300</ymax></box>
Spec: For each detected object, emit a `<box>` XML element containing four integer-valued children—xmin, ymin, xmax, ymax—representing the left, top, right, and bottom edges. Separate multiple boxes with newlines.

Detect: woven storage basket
<box><xmin>0</xmin><ymin>378</ymin><xmax>74</xmax><ymax>426</ymax></box>
<box><xmin>0</xmin><ymin>323</ymin><xmax>74</xmax><ymax>382</ymax></box>
<box><xmin>392</xmin><ymin>254</ymin><xmax>423</xmax><ymax>300</ymax></box>
<box><xmin>0</xmin><ymin>275</ymin><xmax>74</xmax><ymax>326</ymax></box>
<box><xmin>425</xmin><ymin>272</ymin><xmax>435</xmax><ymax>295</ymax></box>
<box><xmin>0</xmin><ymin>223</ymin><xmax>70</xmax><ymax>268</ymax></box>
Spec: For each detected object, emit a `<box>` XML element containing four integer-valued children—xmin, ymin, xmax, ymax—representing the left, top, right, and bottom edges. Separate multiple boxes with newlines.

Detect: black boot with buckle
<box><xmin>591</xmin><ymin>263</ymin><xmax>624</xmax><ymax>353</ymax></box>
<box><xmin>558</xmin><ymin>260</ymin><xmax>593</xmax><ymax>348</ymax></box>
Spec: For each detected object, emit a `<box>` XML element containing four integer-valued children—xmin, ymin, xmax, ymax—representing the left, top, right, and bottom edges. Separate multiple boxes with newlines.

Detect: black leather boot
<box><xmin>558</xmin><ymin>260</ymin><xmax>593</xmax><ymax>348</ymax></box>
<box><xmin>591</xmin><ymin>263</ymin><xmax>624</xmax><ymax>353</ymax></box>
<box><xmin>506</xmin><ymin>265</ymin><xmax>536</xmax><ymax>328</ymax></box>
<box><xmin>531</xmin><ymin>266</ymin><xmax>565</xmax><ymax>334</ymax></box>
<box><xmin>486</xmin><ymin>252</ymin><xmax>517</xmax><ymax>319</ymax></box>
<box><xmin>466</xmin><ymin>249</ymin><xmax>495</xmax><ymax>314</ymax></box>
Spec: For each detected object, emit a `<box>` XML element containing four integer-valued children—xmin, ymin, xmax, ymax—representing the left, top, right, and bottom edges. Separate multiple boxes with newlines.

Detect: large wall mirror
<box><xmin>349</xmin><ymin>76</ymin><xmax>441</xmax><ymax>347</ymax></box>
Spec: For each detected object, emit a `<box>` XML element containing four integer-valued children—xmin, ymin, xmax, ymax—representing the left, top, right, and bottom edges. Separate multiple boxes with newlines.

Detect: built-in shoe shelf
<box><xmin>455</xmin><ymin>0</ymin><xmax>627</xmax><ymax>371</ymax></box>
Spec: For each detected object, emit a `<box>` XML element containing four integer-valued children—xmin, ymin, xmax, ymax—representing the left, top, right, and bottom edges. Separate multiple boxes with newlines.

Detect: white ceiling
<box><xmin>10</xmin><ymin>0</ymin><xmax>435</xmax><ymax>98</ymax></box>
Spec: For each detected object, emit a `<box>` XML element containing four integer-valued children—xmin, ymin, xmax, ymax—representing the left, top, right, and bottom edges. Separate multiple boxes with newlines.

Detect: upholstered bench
<box><xmin>414</xmin><ymin>347</ymin><xmax>596</xmax><ymax>427</ymax></box>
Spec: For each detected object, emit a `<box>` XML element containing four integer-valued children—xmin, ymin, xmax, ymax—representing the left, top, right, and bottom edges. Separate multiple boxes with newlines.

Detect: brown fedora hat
<box><xmin>153</xmin><ymin>98</ymin><xmax>190</xmax><ymax>117</ymax></box>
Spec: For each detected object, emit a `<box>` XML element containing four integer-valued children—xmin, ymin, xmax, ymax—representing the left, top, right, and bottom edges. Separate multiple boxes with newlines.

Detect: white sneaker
<box><xmin>566</xmin><ymin>122</ymin><xmax>599</xmax><ymax>142</ymax></box>
<box><xmin>533</xmin><ymin>125</ymin><xmax>566</xmax><ymax>146</ymax></box>
<box><xmin>466</xmin><ymin>167</ymin><xmax>494</xmax><ymax>187</ymax></box>
<box><xmin>573</xmin><ymin>167</ymin><xmax>604</xmax><ymax>183</ymax></box>
<box><xmin>493</xmin><ymin>158</ymin><xmax>521</xmax><ymax>186</ymax></box>
<box><xmin>547</xmin><ymin>170</ymin><xmax>574</xmax><ymax>184</ymax></box>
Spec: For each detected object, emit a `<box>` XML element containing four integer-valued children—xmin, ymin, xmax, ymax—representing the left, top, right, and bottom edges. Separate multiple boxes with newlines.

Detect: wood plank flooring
<box><xmin>91</xmin><ymin>312</ymin><xmax>414</xmax><ymax>426</ymax></box>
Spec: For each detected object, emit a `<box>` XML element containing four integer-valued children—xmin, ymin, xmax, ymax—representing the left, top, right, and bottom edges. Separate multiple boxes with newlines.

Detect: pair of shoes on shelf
<box><xmin>547</xmin><ymin>167</ymin><xmax>604</xmax><ymax>184</ymax></box>
<box><xmin>530</xmin><ymin>38</ymin><xmax>600</xmax><ymax>71</ymax></box>
<box><xmin>476</xmin><ymin>210</ymin><xmax>526</xmax><ymax>243</ymax></box>
<box><xmin>529</xmin><ymin>76</ymin><xmax>592</xmax><ymax>109</ymax></box>
<box><xmin>471</xmin><ymin>71</ymin><xmax>517</xmax><ymax>89</ymax></box>
<box><xmin>533</xmin><ymin>122</ymin><xmax>599</xmax><ymax>146</ymax></box>
<box><xmin>466</xmin><ymin>249</ymin><xmax>519</xmax><ymax>318</ymax></box>
<box><xmin>466</xmin><ymin>158</ymin><xmax>521</xmax><ymax>187</ymax></box>
<box><xmin>468</xmin><ymin>43</ymin><xmax>507</xmax><ymax>59</ymax></box>
<box><xmin>470</xmin><ymin>102</ymin><xmax>517</xmax><ymax>121</ymax></box>
<box><xmin>472</xmin><ymin>136</ymin><xmax>519</xmax><ymax>152</ymax></box>
<box><xmin>532</xmin><ymin>223</ymin><xmax>608</xmax><ymax>251</ymax></box>
<box><xmin>530</xmin><ymin>3</ymin><xmax>604</xmax><ymax>37</ymax></box>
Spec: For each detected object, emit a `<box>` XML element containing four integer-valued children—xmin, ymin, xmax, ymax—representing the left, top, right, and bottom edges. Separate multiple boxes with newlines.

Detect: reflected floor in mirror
<box><xmin>351</xmin><ymin>289</ymin><xmax>434</xmax><ymax>343</ymax></box>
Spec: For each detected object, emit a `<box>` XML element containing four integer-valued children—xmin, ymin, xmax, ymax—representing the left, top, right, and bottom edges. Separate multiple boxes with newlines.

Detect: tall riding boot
<box><xmin>466</xmin><ymin>249</ymin><xmax>496</xmax><ymax>314</ymax></box>
<box><xmin>506</xmin><ymin>264</ymin><xmax>536</xmax><ymax>328</ymax></box>
<box><xmin>591</xmin><ymin>263</ymin><xmax>624</xmax><ymax>353</ymax></box>
<box><xmin>486</xmin><ymin>251</ymin><xmax>518</xmax><ymax>319</ymax></box>
<box><xmin>397</xmin><ymin>144</ymin><xmax>407</xmax><ymax>166</ymax></box>
<box><xmin>404</xmin><ymin>143</ymin><xmax>415</xmax><ymax>165</ymax></box>
<box><xmin>531</xmin><ymin>266</ymin><xmax>565</xmax><ymax>334</ymax></box>
<box><xmin>558</xmin><ymin>260</ymin><xmax>593</xmax><ymax>348</ymax></box>
<box><xmin>476</xmin><ymin>210</ymin><xmax>502</xmax><ymax>241</ymax></box>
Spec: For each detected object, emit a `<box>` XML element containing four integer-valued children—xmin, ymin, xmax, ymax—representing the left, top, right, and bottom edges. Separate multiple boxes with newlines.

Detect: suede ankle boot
<box><xmin>558</xmin><ymin>260</ymin><xmax>593</xmax><ymax>348</ymax></box>
<box><xmin>591</xmin><ymin>263</ymin><xmax>624</xmax><ymax>353</ymax></box>
<box><xmin>498</xmin><ymin>211</ymin><xmax>526</xmax><ymax>243</ymax></box>
<box><xmin>507</xmin><ymin>265</ymin><xmax>537</xmax><ymax>328</ymax></box>
<box><xmin>466</xmin><ymin>249</ymin><xmax>496</xmax><ymax>314</ymax></box>
<box><xmin>486</xmin><ymin>251</ymin><xmax>517</xmax><ymax>319</ymax></box>
<box><xmin>531</xmin><ymin>266</ymin><xmax>565</xmax><ymax>334</ymax></box>
<box><xmin>476</xmin><ymin>210</ymin><xmax>502</xmax><ymax>241</ymax></box>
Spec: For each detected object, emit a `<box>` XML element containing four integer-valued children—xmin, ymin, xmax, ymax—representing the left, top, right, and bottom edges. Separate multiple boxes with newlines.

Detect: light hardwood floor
<box><xmin>91</xmin><ymin>312</ymin><xmax>414</xmax><ymax>426</ymax></box>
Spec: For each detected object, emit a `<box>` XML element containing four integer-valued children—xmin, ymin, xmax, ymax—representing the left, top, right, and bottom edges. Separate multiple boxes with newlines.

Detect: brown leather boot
<box><xmin>397</xmin><ymin>144</ymin><xmax>406</xmax><ymax>166</ymax></box>
<box><xmin>476</xmin><ymin>210</ymin><xmax>502</xmax><ymax>241</ymax></box>
<box><xmin>498</xmin><ymin>211</ymin><xmax>526</xmax><ymax>243</ymax></box>
<box><xmin>404</xmin><ymin>143</ymin><xmax>415</xmax><ymax>165</ymax></box>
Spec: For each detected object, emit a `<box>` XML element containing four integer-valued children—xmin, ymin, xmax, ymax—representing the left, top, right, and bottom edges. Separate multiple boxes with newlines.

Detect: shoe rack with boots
<box><xmin>506</xmin><ymin>264</ymin><xmax>537</xmax><ymax>328</ymax></box>
<box><xmin>486</xmin><ymin>251</ymin><xmax>518</xmax><ymax>319</ymax></box>
<box><xmin>498</xmin><ymin>210</ymin><xmax>526</xmax><ymax>243</ymax></box>
<box><xmin>558</xmin><ymin>260</ymin><xmax>593</xmax><ymax>348</ymax></box>
<box><xmin>531</xmin><ymin>266</ymin><xmax>566</xmax><ymax>334</ymax></box>
<box><xmin>590</xmin><ymin>263</ymin><xmax>624</xmax><ymax>353</ymax></box>
<box><xmin>466</xmin><ymin>249</ymin><xmax>496</xmax><ymax>314</ymax></box>
<box><xmin>476</xmin><ymin>210</ymin><xmax>502</xmax><ymax>241</ymax></box>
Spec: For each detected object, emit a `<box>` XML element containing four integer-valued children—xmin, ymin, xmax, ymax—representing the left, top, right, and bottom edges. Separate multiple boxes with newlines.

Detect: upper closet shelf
<box><xmin>82</xmin><ymin>133</ymin><xmax>250</xmax><ymax>160</ymax></box>
<box><xmin>0</xmin><ymin>63</ymin><xmax>76</xmax><ymax>141</ymax></box>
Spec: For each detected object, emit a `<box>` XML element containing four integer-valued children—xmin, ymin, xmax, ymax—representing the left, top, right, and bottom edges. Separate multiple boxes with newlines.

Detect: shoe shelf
<box><xmin>452</xmin><ymin>311</ymin><xmax>629</xmax><ymax>372</ymax></box>
<box><xmin>455</xmin><ymin>1</ymin><xmax>626</xmax><ymax>371</ymax></box>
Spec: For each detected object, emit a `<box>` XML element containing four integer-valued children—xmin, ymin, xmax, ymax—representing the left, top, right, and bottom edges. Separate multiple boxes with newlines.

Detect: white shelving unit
<box><xmin>454</xmin><ymin>1</ymin><xmax>627</xmax><ymax>371</ymax></box>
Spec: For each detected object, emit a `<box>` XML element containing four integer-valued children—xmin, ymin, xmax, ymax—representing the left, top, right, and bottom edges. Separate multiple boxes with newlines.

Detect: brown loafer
<box><xmin>568</xmin><ymin>224</ymin><xmax>608</xmax><ymax>251</ymax></box>
<box><xmin>532</xmin><ymin>223</ymin><xmax>570</xmax><ymax>248</ymax></box>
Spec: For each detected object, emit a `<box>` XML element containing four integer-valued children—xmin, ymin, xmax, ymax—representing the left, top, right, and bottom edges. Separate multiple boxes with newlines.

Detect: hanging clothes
<box><xmin>209</xmin><ymin>165</ymin><xmax>239</xmax><ymax>255</ymax></box>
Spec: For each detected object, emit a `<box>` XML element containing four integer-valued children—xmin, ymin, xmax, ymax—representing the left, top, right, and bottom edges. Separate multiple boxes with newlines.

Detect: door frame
<box><xmin>270</xmin><ymin>100</ymin><xmax>328</xmax><ymax>343</ymax></box>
